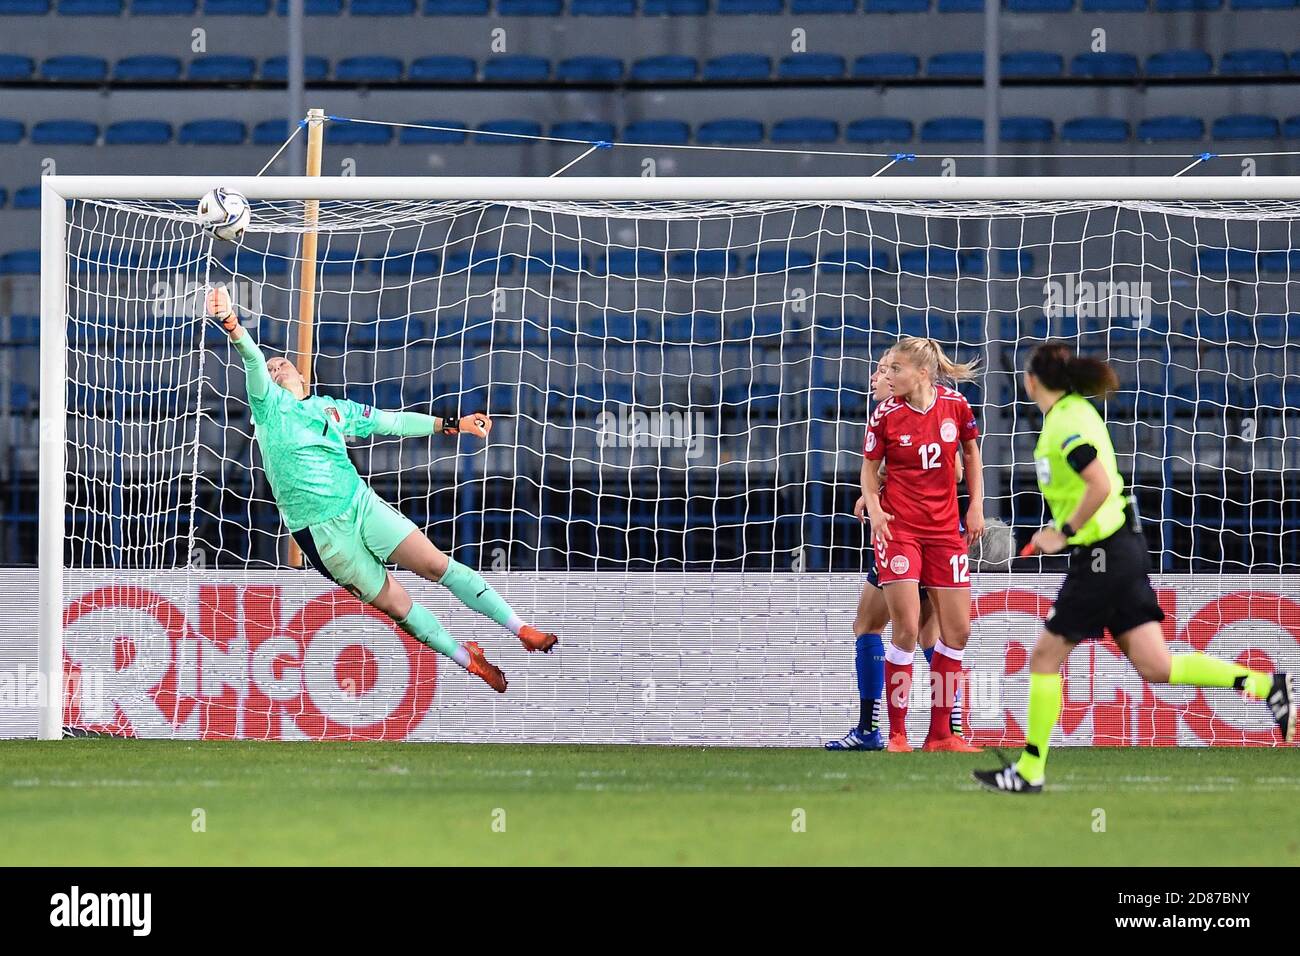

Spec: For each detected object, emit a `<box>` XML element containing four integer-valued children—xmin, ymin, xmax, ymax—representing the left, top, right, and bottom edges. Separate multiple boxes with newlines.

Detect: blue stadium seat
<box><xmin>0</xmin><ymin>188</ymin><xmax>7</xmax><ymax>208</ymax></box>
<box><xmin>262</xmin><ymin>55</ymin><xmax>329</xmax><ymax>81</ymax></box>
<box><xmin>792</xmin><ymin>0</ymin><xmax>854</xmax><ymax>8</ymax></box>
<box><xmin>178</xmin><ymin>119</ymin><xmax>247</xmax><ymax>144</ymax></box>
<box><xmin>498</xmin><ymin>0</ymin><xmax>561</xmax><ymax>11</ymax></box>
<box><xmin>1070</xmin><ymin>52</ymin><xmax>1139</xmax><ymax>78</ymax></box>
<box><xmin>14</xmin><ymin>185</ymin><xmax>41</xmax><ymax>208</ymax></box>
<box><xmin>423</xmin><ymin>0</ymin><xmax>487</xmax><ymax>9</ymax></box>
<box><xmin>31</xmin><ymin>120</ymin><xmax>98</xmax><ymax>145</ymax></box>
<box><xmin>58</xmin><ymin>0</ymin><xmax>122</xmax><ymax>13</ymax></box>
<box><xmin>1212</xmin><ymin>114</ymin><xmax>1280</xmax><ymax>139</ymax></box>
<box><xmin>771</xmin><ymin>118</ymin><xmax>839</xmax><ymax>143</ymax></box>
<box><xmin>1231</xmin><ymin>0</ymin><xmax>1296</xmax><ymax>6</ymax></box>
<box><xmin>1220</xmin><ymin>49</ymin><xmax>1288</xmax><ymax>75</ymax></box>
<box><xmin>1196</xmin><ymin>249</ymin><xmax>1257</xmax><ymax>276</ymax></box>
<box><xmin>0</xmin><ymin>251</ymin><xmax>40</xmax><ymax>275</ymax></box>
<box><xmin>551</xmin><ymin>121</ymin><xmax>617</xmax><ymax>142</ymax></box>
<box><xmin>864</xmin><ymin>0</ymin><xmax>927</xmax><ymax>9</ymax></box>
<box><xmin>927</xmin><ymin>51</ymin><xmax>982</xmax><ymax>77</ymax></box>
<box><xmin>0</xmin><ymin>55</ymin><xmax>35</xmax><ymax>80</ymax></box>
<box><xmin>105</xmin><ymin>120</ymin><xmax>172</xmax><ymax>144</ymax></box>
<box><xmin>274</xmin><ymin>0</ymin><xmax>342</xmax><ymax>11</ymax></box>
<box><xmin>374</xmin><ymin>252</ymin><xmax>441</xmax><ymax>276</ymax></box>
<box><xmin>750</xmin><ymin>249</ymin><xmax>815</xmax><ymax>273</ymax></box>
<box><xmin>1061</xmin><ymin>116</ymin><xmax>1130</xmax><ymax>142</ymax></box>
<box><xmin>1081</xmin><ymin>0</ymin><xmax>1144</xmax><ymax>8</ymax></box>
<box><xmin>399</xmin><ymin>120</ymin><xmax>468</xmax><ymax>144</ymax></box>
<box><xmin>523</xmin><ymin>249</ymin><xmax>586</xmax><ymax>274</ymax></box>
<box><xmin>1291</xmin><ymin>51</ymin><xmax>1300</xmax><ymax>73</ymax></box>
<box><xmin>669</xmin><ymin>250</ymin><xmax>737</xmax><ymax>275</ymax></box>
<box><xmin>702</xmin><ymin>54</ymin><xmax>770</xmax><ymax>81</ymax></box>
<box><xmin>482</xmin><ymin>56</ymin><xmax>550</xmax><ymax>82</ymax></box>
<box><xmin>571</xmin><ymin>0</ymin><xmax>636</xmax><ymax>11</ymax></box>
<box><xmin>1136</xmin><ymin>115</ymin><xmax>1203</xmax><ymax>141</ymax></box>
<box><xmin>936</xmin><ymin>0</ymin><xmax>980</xmax><ymax>8</ymax></box>
<box><xmin>43</xmin><ymin>56</ymin><xmax>109</xmax><ymax>81</ymax></box>
<box><xmin>845</xmin><ymin>117</ymin><xmax>913</xmax><ymax>142</ymax></box>
<box><xmin>622</xmin><ymin>120</ymin><xmax>691</xmax><ymax>144</ymax></box>
<box><xmin>852</xmin><ymin>53</ymin><xmax>920</xmax><ymax>79</ymax></box>
<box><xmin>920</xmin><ymin>116</ymin><xmax>982</xmax><ymax>142</ymax></box>
<box><xmin>718</xmin><ymin>0</ymin><xmax>780</xmax><ymax>10</ymax></box>
<box><xmin>188</xmin><ymin>56</ymin><xmax>257</xmax><ymax>81</ymax></box>
<box><xmin>1154</xmin><ymin>0</ymin><xmax>1219</xmax><ymax>8</ymax></box>
<box><xmin>475</xmin><ymin>120</ymin><xmax>543</xmax><ymax>144</ymax></box>
<box><xmin>630</xmin><ymin>56</ymin><xmax>697</xmax><ymax>82</ymax></box>
<box><xmin>1260</xmin><ymin>251</ymin><xmax>1300</xmax><ymax>272</ymax></box>
<box><xmin>697</xmin><ymin>119</ymin><xmax>763</xmax><ymax>144</ymax></box>
<box><xmin>0</xmin><ymin>120</ymin><xmax>25</xmax><ymax>144</ymax></box>
<box><xmin>204</xmin><ymin>0</ymin><xmax>268</xmax><ymax>10</ymax></box>
<box><xmin>1001</xmin><ymin>51</ymin><xmax>1063</xmax><ymax>78</ymax></box>
<box><xmin>1284</xmin><ymin>116</ymin><xmax>1300</xmax><ymax>139</ymax></box>
<box><xmin>642</xmin><ymin>0</ymin><xmax>707</xmax><ymax>11</ymax></box>
<box><xmin>350</xmin><ymin>0</ymin><xmax>413</xmax><ymax>10</ymax></box>
<box><xmin>130</xmin><ymin>0</ymin><xmax>196</xmax><ymax>11</ymax></box>
<box><xmin>1146</xmin><ymin>49</ymin><xmax>1212</xmax><ymax>77</ymax></box>
<box><xmin>7</xmin><ymin>316</ymin><xmax>39</xmax><ymax>344</ymax></box>
<box><xmin>0</xmin><ymin>0</ymin><xmax>50</xmax><ymax>11</ymax></box>
<box><xmin>557</xmin><ymin>57</ymin><xmax>624</xmax><ymax>82</ymax></box>
<box><xmin>221</xmin><ymin>249</ymin><xmax>291</xmax><ymax>276</ymax></box>
<box><xmin>252</xmin><ymin>118</ymin><xmax>290</xmax><ymax>144</ymax></box>
<box><xmin>996</xmin><ymin>249</ymin><xmax>1033</xmax><ymax>274</ymax></box>
<box><xmin>326</xmin><ymin>121</ymin><xmax>393</xmax><ymax>144</ymax></box>
<box><xmin>1001</xmin><ymin>116</ymin><xmax>1053</xmax><ymax>142</ymax></box>
<box><xmin>1007</xmin><ymin>0</ymin><xmax>1070</xmax><ymax>7</ymax></box>
<box><xmin>409</xmin><ymin>56</ymin><xmax>475</xmax><ymax>81</ymax></box>
<box><xmin>778</xmin><ymin>53</ymin><xmax>845</xmax><ymax>79</ymax></box>
<box><xmin>115</xmin><ymin>55</ymin><xmax>183</xmax><ymax>81</ymax></box>
<box><xmin>819</xmin><ymin>247</ymin><xmax>889</xmax><ymax>271</ymax></box>
<box><xmin>600</xmin><ymin>250</ymin><xmax>666</xmax><ymax>276</ymax></box>
<box><xmin>335</xmin><ymin>56</ymin><xmax>403</xmax><ymax>82</ymax></box>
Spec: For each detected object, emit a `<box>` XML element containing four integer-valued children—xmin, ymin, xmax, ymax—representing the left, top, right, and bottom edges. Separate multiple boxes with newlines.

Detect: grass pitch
<box><xmin>2</xmin><ymin>741</ymin><xmax>1296</xmax><ymax>866</ymax></box>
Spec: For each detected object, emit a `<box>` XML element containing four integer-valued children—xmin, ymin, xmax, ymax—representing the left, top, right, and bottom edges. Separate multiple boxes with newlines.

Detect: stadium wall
<box><xmin>2</xmin><ymin>570</ymin><xmax>1296</xmax><ymax>745</ymax></box>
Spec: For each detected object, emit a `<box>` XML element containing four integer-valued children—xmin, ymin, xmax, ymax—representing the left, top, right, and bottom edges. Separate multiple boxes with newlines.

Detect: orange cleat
<box><xmin>465</xmin><ymin>641</ymin><xmax>507</xmax><ymax>693</ymax></box>
<box><xmin>922</xmin><ymin>734</ymin><xmax>983</xmax><ymax>754</ymax></box>
<box><xmin>518</xmin><ymin>624</ymin><xmax>558</xmax><ymax>654</ymax></box>
<box><xmin>886</xmin><ymin>732</ymin><xmax>913</xmax><ymax>753</ymax></box>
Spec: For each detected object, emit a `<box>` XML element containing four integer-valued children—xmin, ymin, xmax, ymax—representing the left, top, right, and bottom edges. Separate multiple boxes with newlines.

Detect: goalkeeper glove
<box><xmin>204</xmin><ymin>286</ymin><xmax>239</xmax><ymax>334</ymax></box>
<box><xmin>441</xmin><ymin>413</ymin><xmax>491</xmax><ymax>438</ymax></box>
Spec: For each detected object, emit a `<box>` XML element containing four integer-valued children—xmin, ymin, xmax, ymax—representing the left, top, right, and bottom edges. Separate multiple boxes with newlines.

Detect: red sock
<box><xmin>885</xmin><ymin>659</ymin><xmax>912</xmax><ymax>737</ymax></box>
<box><xmin>928</xmin><ymin>643</ymin><xmax>963</xmax><ymax>742</ymax></box>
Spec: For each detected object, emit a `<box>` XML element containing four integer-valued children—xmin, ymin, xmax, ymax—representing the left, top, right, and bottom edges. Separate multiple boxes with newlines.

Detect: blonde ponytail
<box><xmin>893</xmin><ymin>335</ymin><xmax>979</xmax><ymax>384</ymax></box>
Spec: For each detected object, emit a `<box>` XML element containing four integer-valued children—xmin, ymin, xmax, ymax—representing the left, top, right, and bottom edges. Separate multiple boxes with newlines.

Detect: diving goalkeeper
<box><xmin>206</xmin><ymin>285</ymin><xmax>557</xmax><ymax>694</ymax></box>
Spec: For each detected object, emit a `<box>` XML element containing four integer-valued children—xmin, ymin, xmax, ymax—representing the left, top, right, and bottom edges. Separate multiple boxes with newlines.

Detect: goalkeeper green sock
<box><xmin>1017</xmin><ymin>673</ymin><xmax>1062</xmax><ymax>784</ymax></box>
<box><xmin>439</xmin><ymin>557</ymin><xmax>523</xmax><ymax>634</ymax></box>
<box><xmin>396</xmin><ymin>601</ymin><xmax>464</xmax><ymax>664</ymax></box>
<box><xmin>1170</xmin><ymin>653</ymin><xmax>1271</xmax><ymax>700</ymax></box>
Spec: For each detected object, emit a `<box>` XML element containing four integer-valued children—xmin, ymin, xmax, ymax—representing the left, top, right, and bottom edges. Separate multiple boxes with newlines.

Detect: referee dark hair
<box><xmin>973</xmin><ymin>341</ymin><xmax>1295</xmax><ymax>794</ymax></box>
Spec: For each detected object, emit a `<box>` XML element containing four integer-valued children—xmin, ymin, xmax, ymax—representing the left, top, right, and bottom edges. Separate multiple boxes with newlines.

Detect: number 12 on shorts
<box><xmin>949</xmin><ymin>553</ymin><xmax>969</xmax><ymax>583</ymax></box>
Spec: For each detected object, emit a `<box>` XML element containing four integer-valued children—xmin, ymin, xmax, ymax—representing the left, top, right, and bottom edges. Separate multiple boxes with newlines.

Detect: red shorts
<box><xmin>873</xmin><ymin>530</ymin><xmax>970</xmax><ymax>589</ymax></box>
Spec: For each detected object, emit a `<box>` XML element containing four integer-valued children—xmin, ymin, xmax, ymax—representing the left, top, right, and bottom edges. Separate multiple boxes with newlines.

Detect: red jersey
<box><xmin>863</xmin><ymin>385</ymin><xmax>979</xmax><ymax>536</ymax></box>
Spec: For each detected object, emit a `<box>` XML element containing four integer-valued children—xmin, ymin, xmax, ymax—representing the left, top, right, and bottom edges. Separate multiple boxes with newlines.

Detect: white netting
<box><xmin>53</xmin><ymin>194</ymin><xmax>1300</xmax><ymax>743</ymax></box>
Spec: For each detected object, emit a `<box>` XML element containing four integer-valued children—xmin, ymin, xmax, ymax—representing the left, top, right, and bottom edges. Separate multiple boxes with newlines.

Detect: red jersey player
<box><xmin>860</xmin><ymin>336</ymin><xmax>986</xmax><ymax>753</ymax></box>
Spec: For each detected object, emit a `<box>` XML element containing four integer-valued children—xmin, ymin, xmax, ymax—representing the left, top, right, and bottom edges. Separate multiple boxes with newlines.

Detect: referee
<box><xmin>974</xmin><ymin>342</ymin><xmax>1295</xmax><ymax>794</ymax></box>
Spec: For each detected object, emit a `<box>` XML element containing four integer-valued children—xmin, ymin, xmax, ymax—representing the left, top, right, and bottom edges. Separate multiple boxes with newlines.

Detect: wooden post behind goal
<box><xmin>287</xmin><ymin>107</ymin><xmax>324</xmax><ymax>570</ymax></box>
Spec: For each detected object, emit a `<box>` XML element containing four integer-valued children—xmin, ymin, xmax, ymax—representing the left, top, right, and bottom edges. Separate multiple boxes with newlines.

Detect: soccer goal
<box><xmin>33</xmin><ymin>174</ymin><xmax>1300</xmax><ymax>745</ymax></box>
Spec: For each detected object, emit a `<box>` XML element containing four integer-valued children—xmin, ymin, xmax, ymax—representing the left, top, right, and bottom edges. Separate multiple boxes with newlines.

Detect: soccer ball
<box><xmin>196</xmin><ymin>187</ymin><xmax>251</xmax><ymax>242</ymax></box>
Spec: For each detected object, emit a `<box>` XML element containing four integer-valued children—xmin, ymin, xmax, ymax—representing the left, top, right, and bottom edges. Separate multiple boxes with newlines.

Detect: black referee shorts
<box><xmin>1044</xmin><ymin>526</ymin><xmax>1166</xmax><ymax>642</ymax></box>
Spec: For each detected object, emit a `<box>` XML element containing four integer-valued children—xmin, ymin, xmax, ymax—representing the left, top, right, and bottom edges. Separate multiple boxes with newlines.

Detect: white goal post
<box><xmin>36</xmin><ymin>175</ymin><xmax>1300</xmax><ymax>744</ymax></box>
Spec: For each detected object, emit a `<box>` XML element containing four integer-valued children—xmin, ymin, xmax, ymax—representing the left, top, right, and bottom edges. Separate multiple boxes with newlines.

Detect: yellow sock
<box><xmin>1169</xmin><ymin>653</ymin><xmax>1271</xmax><ymax>700</ymax></box>
<box><xmin>1017</xmin><ymin>672</ymin><xmax>1062</xmax><ymax>784</ymax></box>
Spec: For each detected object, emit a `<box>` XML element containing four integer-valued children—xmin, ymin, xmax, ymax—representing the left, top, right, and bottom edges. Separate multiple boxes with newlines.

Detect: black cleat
<box><xmin>1267</xmin><ymin>672</ymin><xmax>1296</xmax><ymax>743</ymax></box>
<box><xmin>972</xmin><ymin>749</ymin><xmax>1043</xmax><ymax>795</ymax></box>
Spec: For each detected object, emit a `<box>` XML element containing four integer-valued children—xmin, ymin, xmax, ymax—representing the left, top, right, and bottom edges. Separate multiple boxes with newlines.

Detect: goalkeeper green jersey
<box><xmin>233</xmin><ymin>333</ymin><xmax>439</xmax><ymax>531</ymax></box>
<box><xmin>1032</xmin><ymin>392</ymin><xmax>1127</xmax><ymax>546</ymax></box>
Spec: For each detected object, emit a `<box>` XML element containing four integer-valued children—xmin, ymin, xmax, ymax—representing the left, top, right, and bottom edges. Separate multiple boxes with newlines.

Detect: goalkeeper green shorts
<box><xmin>291</xmin><ymin>484</ymin><xmax>418</xmax><ymax>604</ymax></box>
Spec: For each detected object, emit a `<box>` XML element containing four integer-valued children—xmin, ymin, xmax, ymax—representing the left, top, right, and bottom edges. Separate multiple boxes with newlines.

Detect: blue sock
<box><xmin>856</xmin><ymin>633</ymin><xmax>885</xmax><ymax>732</ymax></box>
<box><xmin>923</xmin><ymin>646</ymin><xmax>935</xmax><ymax>667</ymax></box>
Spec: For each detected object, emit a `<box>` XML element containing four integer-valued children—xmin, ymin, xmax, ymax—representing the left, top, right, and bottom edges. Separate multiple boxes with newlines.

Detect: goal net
<box><xmin>39</xmin><ymin>177</ymin><xmax>1300</xmax><ymax>745</ymax></box>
